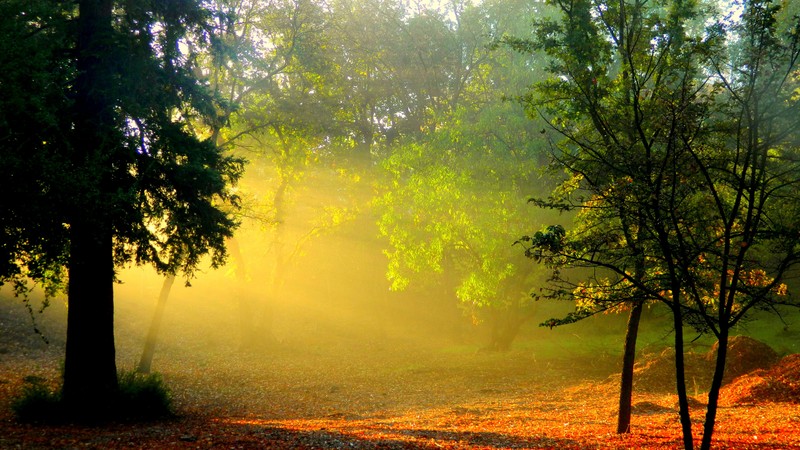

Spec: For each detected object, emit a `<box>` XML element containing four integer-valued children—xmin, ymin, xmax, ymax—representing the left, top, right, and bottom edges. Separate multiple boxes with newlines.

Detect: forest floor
<box><xmin>2</xmin><ymin>339</ymin><xmax>800</xmax><ymax>449</ymax></box>
<box><xmin>2</xmin><ymin>298</ymin><xmax>800</xmax><ymax>449</ymax></box>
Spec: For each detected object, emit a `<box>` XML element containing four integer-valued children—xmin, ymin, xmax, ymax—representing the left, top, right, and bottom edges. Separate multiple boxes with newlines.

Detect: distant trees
<box><xmin>373</xmin><ymin>0</ymin><xmax>556</xmax><ymax>350</ymax></box>
<box><xmin>138</xmin><ymin>0</ymin><xmax>351</xmax><ymax>356</ymax></box>
<box><xmin>512</xmin><ymin>0</ymin><xmax>800</xmax><ymax>448</ymax></box>
<box><xmin>0</xmin><ymin>0</ymin><xmax>242</xmax><ymax>417</ymax></box>
<box><xmin>190</xmin><ymin>0</ymin><xmax>560</xmax><ymax>351</ymax></box>
<box><xmin>213</xmin><ymin>0</ymin><xmax>357</xmax><ymax>348</ymax></box>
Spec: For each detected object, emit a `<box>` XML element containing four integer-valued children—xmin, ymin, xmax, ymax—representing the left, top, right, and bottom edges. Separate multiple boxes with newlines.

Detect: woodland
<box><xmin>2</xmin><ymin>0</ymin><xmax>800</xmax><ymax>449</ymax></box>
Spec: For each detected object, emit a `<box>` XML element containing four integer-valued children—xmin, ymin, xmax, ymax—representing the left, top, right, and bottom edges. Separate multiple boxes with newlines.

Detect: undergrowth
<box><xmin>12</xmin><ymin>369</ymin><xmax>173</xmax><ymax>424</ymax></box>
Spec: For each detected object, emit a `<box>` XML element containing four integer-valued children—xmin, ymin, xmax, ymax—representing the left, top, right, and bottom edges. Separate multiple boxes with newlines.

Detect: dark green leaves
<box><xmin>516</xmin><ymin>225</ymin><xmax>566</xmax><ymax>262</ymax></box>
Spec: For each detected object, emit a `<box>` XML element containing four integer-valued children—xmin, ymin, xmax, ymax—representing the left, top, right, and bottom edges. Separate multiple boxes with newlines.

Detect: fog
<box><xmin>110</xmin><ymin>166</ymin><xmax>470</xmax><ymax>355</ymax></box>
<box><xmin>5</xmin><ymin>157</ymin><xmax>799</xmax><ymax>425</ymax></box>
<box><xmin>8</xmin><ymin>163</ymin><xmax>768</xmax><ymax>425</ymax></box>
<box><xmin>2</xmin><ymin>167</ymin><xmax>649</xmax><ymax>360</ymax></box>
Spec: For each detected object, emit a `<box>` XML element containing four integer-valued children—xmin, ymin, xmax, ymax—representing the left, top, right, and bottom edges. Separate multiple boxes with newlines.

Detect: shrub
<box><xmin>11</xmin><ymin>375</ymin><xmax>63</xmax><ymax>423</ymax></box>
<box><xmin>116</xmin><ymin>370</ymin><xmax>174</xmax><ymax>421</ymax></box>
<box><xmin>12</xmin><ymin>370</ymin><xmax>174</xmax><ymax>423</ymax></box>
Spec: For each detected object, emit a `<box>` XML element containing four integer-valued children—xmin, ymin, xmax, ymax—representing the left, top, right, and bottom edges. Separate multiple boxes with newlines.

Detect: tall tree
<box><xmin>688</xmin><ymin>2</ymin><xmax>800</xmax><ymax>447</ymax></box>
<box><xmin>135</xmin><ymin>0</ymin><xmax>327</xmax><ymax>359</ymax></box>
<box><xmin>375</xmin><ymin>0</ymin><xmax>553</xmax><ymax>350</ymax></box>
<box><xmin>1</xmin><ymin>0</ymin><xmax>242</xmax><ymax>417</ymax></box>
<box><xmin>512</xmin><ymin>0</ymin><xmax>800</xmax><ymax>447</ymax></box>
<box><xmin>0</xmin><ymin>0</ymin><xmax>72</xmax><ymax>302</ymax></box>
<box><xmin>224</xmin><ymin>0</ymin><xmax>357</xmax><ymax>348</ymax></box>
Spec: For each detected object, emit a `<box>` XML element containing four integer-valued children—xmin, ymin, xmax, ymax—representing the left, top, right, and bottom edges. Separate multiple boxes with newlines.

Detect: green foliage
<box><xmin>512</xmin><ymin>0</ymin><xmax>800</xmax><ymax>446</ymax></box>
<box><xmin>0</xmin><ymin>0</ymin><xmax>71</xmax><ymax>298</ymax></box>
<box><xmin>116</xmin><ymin>370</ymin><xmax>174</xmax><ymax>421</ymax></box>
<box><xmin>371</xmin><ymin>1</ymin><xmax>559</xmax><ymax>337</ymax></box>
<box><xmin>514</xmin><ymin>0</ymin><xmax>800</xmax><ymax>331</ymax></box>
<box><xmin>517</xmin><ymin>225</ymin><xmax>566</xmax><ymax>263</ymax></box>
<box><xmin>377</xmin><ymin>110</ymin><xmax>550</xmax><ymax>319</ymax></box>
<box><xmin>12</xmin><ymin>371</ymin><xmax>173</xmax><ymax>424</ymax></box>
<box><xmin>0</xmin><ymin>0</ymin><xmax>244</xmax><ymax>289</ymax></box>
<box><xmin>11</xmin><ymin>376</ymin><xmax>63</xmax><ymax>424</ymax></box>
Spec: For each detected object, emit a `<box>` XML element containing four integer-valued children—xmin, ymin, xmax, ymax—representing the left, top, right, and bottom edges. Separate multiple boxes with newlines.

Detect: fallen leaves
<box><xmin>3</xmin><ymin>343</ymin><xmax>800</xmax><ymax>449</ymax></box>
<box><xmin>2</xmin><ymin>297</ymin><xmax>800</xmax><ymax>449</ymax></box>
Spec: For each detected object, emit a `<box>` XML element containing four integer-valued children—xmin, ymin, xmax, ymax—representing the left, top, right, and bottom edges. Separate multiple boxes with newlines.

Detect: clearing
<box><xmin>2</xmin><ymin>292</ymin><xmax>800</xmax><ymax>449</ymax></box>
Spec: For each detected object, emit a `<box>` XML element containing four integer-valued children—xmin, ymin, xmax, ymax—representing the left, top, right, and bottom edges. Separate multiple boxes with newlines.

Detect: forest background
<box><xmin>3</xmin><ymin>0</ymin><xmax>800</xmax><ymax>449</ymax></box>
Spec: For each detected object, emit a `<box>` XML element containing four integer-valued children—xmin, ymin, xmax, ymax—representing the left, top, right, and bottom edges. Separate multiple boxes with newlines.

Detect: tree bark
<box><xmin>700</xmin><ymin>331</ymin><xmax>728</xmax><ymax>450</ymax></box>
<box><xmin>136</xmin><ymin>275</ymin><xmax>176</xmax><ymax>374</ymax></box>
<box><xmin>62</xmin><ymin>217</ymin><xmax>118</xmax><ymax>413</ymax></box>
<box><xmin>616</xmin><ymin>300</ymin><xmax>643</xmax><ymax>433</ymax></box>
<box><xmin>61</xmin><ymin>0</ymin><xmax>119</xmax><ymax>415</ymax></box>
<box><xmin>673</xmin><ymin>303</ymin><xmax>694</xmax><ymax>450</ymax></box>
<box><xmin>486</xmin><ymin>312</ymin><xmax>527</xmax><ymax>352</ymax></box>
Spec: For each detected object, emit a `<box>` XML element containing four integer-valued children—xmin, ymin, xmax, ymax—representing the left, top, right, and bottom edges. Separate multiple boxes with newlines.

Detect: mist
<box><xmin>4</xmin><ymin>0</ymin><xmax>800</xmax><ymax>447</ymax></box>
<box><xmin>1</xmin><ymin>161</ymin><xmax>647</xmax><ymax>422</ymax></box>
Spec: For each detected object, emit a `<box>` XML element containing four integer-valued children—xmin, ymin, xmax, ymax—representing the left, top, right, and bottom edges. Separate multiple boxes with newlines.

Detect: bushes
<box><xmin>116</xmin><ymin>370</ymin><xmax>174</xmax><ymax>421</ymax></box>
<box><xmin>12</xmin><ymin>370</ymin><xmax>174</xmax><ymax>424</ymax></box>
<box><xmin>11</xmin><ymin>376</ymin><xmax>63</xmax><ymax>423</ymax></box>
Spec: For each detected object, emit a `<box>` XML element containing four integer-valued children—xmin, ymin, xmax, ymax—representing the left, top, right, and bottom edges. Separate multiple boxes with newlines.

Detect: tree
<box><xmin>375</xmin><ymin>0</ymin><xmax>554</xmax><ymax>350</ymax></box>
<box><xmin>512</xmin><ymin>0</ymin><xmax>800</xmax><ymax>448</ymax></box>
<box><xmin>222</xmin><ymin>0</ymin><xmax>361</xmax><ymax>348</ymax></box>
<box><xmin>135</xmin><ymin>0</ymin><xmax>320</xmax><ymax>358</ymax></box>
<box><xmin>1</xmin><ymin>0</ymin><xmax>242</xmax><ymax>417</ymax></box>
<box><xmin>507</xmin><ymin>0</ymin><xmax>714</xmax><ymax>439</ymax></box>
<box><xmin>0</xmin><ymin>0</ymin><xmax>72</xmax><ymax>303</ymax></box>
<box><xmin>684</xmin><ymin>3</ymin><xmax>800</xmax><ymax>447</ymax></box>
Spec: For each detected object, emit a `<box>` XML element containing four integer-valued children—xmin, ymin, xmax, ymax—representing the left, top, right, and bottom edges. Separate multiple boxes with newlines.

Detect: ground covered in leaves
<box><xmin>2</xmin><ymin>296</ymin><xmax>800</xmax><ymax>449</ymax></box>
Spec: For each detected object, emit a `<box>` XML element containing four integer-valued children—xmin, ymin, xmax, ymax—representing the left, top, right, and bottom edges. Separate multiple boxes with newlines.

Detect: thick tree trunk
<box><xmin>617</xmin><ymin>300</ymin><xmax>643</xmax><ymax>433</ymax></box>
<box><xmin>137</xmin><ymin>275</ymin><xmax>175</xmax><ymax>374</ymax></box>
<box><xmin>62</xmin><ymin>219</ymin><xmax>118</xmax><ymax>413</ymax></box>
<box><xmin>62</xmin><ymin>0</ymin><xmax>118</xmax><ymax>416</ymax></box>
<box><xmin>700</xmin><ymin>331</ymin><xmax>728</xmax><ymax>450</ymax></box>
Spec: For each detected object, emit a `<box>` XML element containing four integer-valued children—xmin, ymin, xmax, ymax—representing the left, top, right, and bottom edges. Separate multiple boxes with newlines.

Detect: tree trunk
<box><xmin>136</xmin><ymin>275</ymin><xmax>175</xmax><ymax>374</ymax></box>
<box><xmin>617</xmin><ymin>300</ymin><xmax>643</xmax><ymax>433</ymax></box>
<box><xmin>62</xmin><ymin>0</ymin><xmax>118</xmax><ymax>417</ymax></box>
<box><xmin>254</xmin><ymin>172</ymin><xmax>290</xmax><ymax>348</ymax></box>
<box><xmin>486</xmin><ymin>315</ymin><xmax>522</xmax><ymax>351</ymax></box>
<box><xmin>237</xmin><ymin>140</ymin><xmax>293</xmax><ymax>350</ymax></box>
<box><xmin>700</xmin><ymin>331</ymin><xmax>728</xmax><ymax>450</ymax></box>
<box><xmin>484</xmin><ymin>304</ymin><xmax>532</xmax><ymax>352</ymax></box>
<box><xmin>62</xmin><ymin>218</ymin><xmax>118</xmax><ymax>414</ymax></box>
<box><xmin>673</xmin><ymin>303</ymin><xmax>694</xmax><ymax>450</ymax></box>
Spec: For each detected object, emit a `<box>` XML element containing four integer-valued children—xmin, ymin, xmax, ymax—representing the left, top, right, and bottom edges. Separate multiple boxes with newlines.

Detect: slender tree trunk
<box><xmin>240</xmin><ymin>170</ymin><xmax>286</xmax><ymax>349</ymax></box>
<box><xmin>673</xmin><ymin>303</ymin><xmax>694</xmax><ymax>450</ymax></box>
<box><xmin>258</xmin><ymin>163</ymin><xmax>291</xmax><ymax>344</ymax></box>
<box><xmin>136</xmin><ymin>275</ymin><xmax>176</xmax><ymax>374</ymax></box>
<box><xmin>255</xmin><ymin>171</ymin><xmax>290</xmax><ymax>347</ymax></box>
<box><xmin>700</xmin><ymin>331</ymin><xmax>728</xmax><ymax>450</ymax></box>
<box><xmin>62</xmin><ymin>0</ymin><xmax>118</xmax><ymax>416</ymax></box>
<box><xmin>617</xmin><ymin>300</ymin><xmax>644</xmax><ymax>433</ymax></box>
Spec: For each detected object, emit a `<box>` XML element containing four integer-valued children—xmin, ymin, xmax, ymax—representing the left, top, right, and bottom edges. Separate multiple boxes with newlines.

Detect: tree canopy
<box><xmin>511</xmin><ymin>0</ymin><xmax>800</xmax><ymax>447</ymax></box>
<box><xmin>1</xmin><ymin>0</ymin><xmax>242</xmax><ymax>416</ymax></box>
<box><xmin>4</xmin><ymin>1</ymin><xmax>800</xmax><ymax>444</ymax></box>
